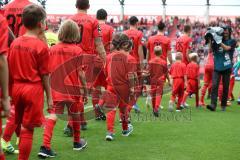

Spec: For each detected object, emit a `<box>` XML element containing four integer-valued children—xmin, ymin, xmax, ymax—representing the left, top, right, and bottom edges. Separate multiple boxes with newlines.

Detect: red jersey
<box><xmin>170</xmin><ymin>61</ymin><xmax>186</xmax><ymax>78</ymax></box>
<box><xmin>4</xmin><ymin>0</ymin><xmax>32</xmax><ymax>37</ymax></box>
<box><xmin>149</xmin><ymin>57</ymin><xmax>168</xmax><ymax>84</ymax></box>
<box><xmin>8</xmin><ymin>36</ymin><xmax>50</xmax><ymax>83</ymax></box>
<box><xmin>124</xmin><ymin>29</ymin><xmax>143</xmax><ymax>62</ymax></box>
<box><xmin>49</xmin><ymin>43</ymin><xmax>83</xmax><ymax>102</ymax></box>
<box><xmin>71</xmin><ymin>13</ymin><xmax>102</xmax><ymax>54</ymax></box>
<box><xmin>0</xmin><ymin>15</ymin><xmax>8</xmax><ymax>55</ymax></box>
<box><xmin>175</xmin><ymin>35</ymin><xmax>192</xmax><ymax>65</ymax></box>
<box><xmin>106</xmin><ymin>51</ymin><xmax>137</xmax><ymax>88</ymax></box>
<box><xmin>147</xmin><ymin>34</ymin><xmax>171</xmax><ymax>61</ymax></box>
<box><xmin>99</xmin><ymin>23</ymin><xmax>114</xmax><ymax>54</ymax></box>
<box><xmin>186</xmin><ymin>62</ymin><xmax>199</xmax><ymax>80</ymax></box>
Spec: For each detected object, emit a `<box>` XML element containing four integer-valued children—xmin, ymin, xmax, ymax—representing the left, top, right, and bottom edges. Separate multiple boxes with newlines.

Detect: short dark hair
<box><xmin>22</xmin><ymin>4</ymin><xmax>46</xmax><ymax>29</ymax></box>
<box><xmin>76</xmin><ymin>0</ymin><xmax>89</xmax><ymax>10</ymax></box>
<box><xmin>184</xmin><ymin>25</ymin><xmax>191</xmax><ymax>33</ymax></box>
<box><xmin>129</xmin><ymin>16</ymin><xmax>138</xmax><ymax>26</ymax></box>
<box><xmin>157</xmin><ymin>21</ymin><xmax>165</xmax><ymax>31</ymax></box>
<box><xmin>96</xmin><ymin>9</ymin><xmax>108</xmax><ymax>20</ymax></box>
<box><xmin>112</xmin><ymin>33</ymin><xmax>132</xmax><ymax>52</ymax></box>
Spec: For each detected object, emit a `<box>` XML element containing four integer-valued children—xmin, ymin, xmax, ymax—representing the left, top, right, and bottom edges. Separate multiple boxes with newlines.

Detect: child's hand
<box><xmin>47</xmin><ymin>97</ymin><xmax>53</xmax><ymax>110</ymax></box>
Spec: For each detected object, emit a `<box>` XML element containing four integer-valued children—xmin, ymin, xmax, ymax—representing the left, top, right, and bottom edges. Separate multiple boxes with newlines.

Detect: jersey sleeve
<box><xmin>0</xmin><ymin>17</ymin><xmax>9</xmax><ymax>55</ymax></box>
<box><xmin>37</xmin><ymin>45</ymin><xmax>50</xmax><ymax>75</ymax></box>
<box><xmin>93</xmin><ymin>19</ymin><xmax>102</xmax><ymax>39</ymax></box>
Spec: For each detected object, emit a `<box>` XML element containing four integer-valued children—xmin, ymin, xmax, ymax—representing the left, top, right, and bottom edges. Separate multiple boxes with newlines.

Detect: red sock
<box><xmin>106</xmin><ymin>110</ymin><xmax>116</xmax><ymax>133</ymax></box>
<box><xmin>3</xmin><ymin>105</ymin><xmax>17</xmax><ymax>142</ymax></box>
<box><xmin>182</xmin><ymin>92</ymin><xmax>188</xmax><ymax>105</ymax></box>
<box><xmin>72</xmin><ymin>121</ymin><xmax>80</xmax><ymax>143</ymax></box>
<box><xmin>0</xmin><ymin>154</ymin><xmax>6</xmax><ymax>160</ymax></box>
<box><xmin>119</xmin><ymin>106</ymin><xmax>128</xmax><ymax>131</ymax></box>
<box><xmin>43</xmin><ymin>119</ymin><xmax>56</xmax><ymax>149</ymax></box>
<box><xmin>18</xmin><ymin>128</ymin><xmax>34</xmax><ymax>160</ymax></box>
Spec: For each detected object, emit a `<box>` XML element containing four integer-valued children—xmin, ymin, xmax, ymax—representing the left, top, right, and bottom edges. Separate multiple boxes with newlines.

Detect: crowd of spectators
<box><xmin>47</xmin><ymin>16</ymin><xmax>240</xmax><ymax>61</ymax></box>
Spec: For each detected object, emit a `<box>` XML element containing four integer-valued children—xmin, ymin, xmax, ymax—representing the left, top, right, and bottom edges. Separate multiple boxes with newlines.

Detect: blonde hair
<box><xmin>175</xmin><ymin>52</ymin><xmax>183</xmax><ymax>61</ymax></box>
<box><xmin>154</xmin><ymin>46</ymin><xmax>162</xmax><ymax>56</ymax></box>
<box><xmin>58</xmin><ymin>20</ymin><xmax>80</xmax><ymax>43</ymax></box>
<box><xmin>189</xmin><ymin>53</ymin><xmax>198</xmax><ymax>61</ymax></box>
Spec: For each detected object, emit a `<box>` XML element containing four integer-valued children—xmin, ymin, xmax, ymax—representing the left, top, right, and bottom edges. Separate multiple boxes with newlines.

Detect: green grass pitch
<box><xmin>5</xmin><ymin>82</ymin><xmax>240</xmax><ymax>160</ymax></box>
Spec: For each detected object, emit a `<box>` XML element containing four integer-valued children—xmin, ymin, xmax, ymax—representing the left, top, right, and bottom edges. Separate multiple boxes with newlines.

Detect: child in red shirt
<box><xmin>8</xmin><ymin>5</ymin><xmax>52</xmax><ymax>160</ymax></box>
<box><xmin>169</xmin><ymin>52</ymin><xmax>186</xmax><ymax>111</ymax></box>
<box><xmin>96</xmin><ymin>33</ymin><xmax>138</xmax><ymax>141</ymax></box>
<box><xmin>148</xmin><ymin>46</ymin><xmax>168</xmax><ymax>117</ymax></box>
<box><xmin>37</xmin><ymin>20</ymin><xmax>88</xmax><ymax>158</ymax></box>
<box><xmin>181</xmin><ymin>53</ymin><xmax>200</xmax><ymax>108</ymax></box>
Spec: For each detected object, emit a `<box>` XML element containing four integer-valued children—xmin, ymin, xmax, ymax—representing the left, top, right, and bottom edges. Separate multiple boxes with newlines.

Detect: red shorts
<box><xmin>186</xmin><ymin>79</ymin><xmax>198</xmax><ymax>93</ymax></box>
<box><xmin>101</xmin><ymin>85</ymin><xmax>130</xmax><ymax>109</ymax></box>
<box><xmin>172</xmin><ymin>78</ymin><xmax>184</xmax><ymax>95</ymax></box>
<box><xmin>12</xmin><ymin>83</ymin><xmax>44</xmax><ymax>129</ymax></box>
<box><xmin>93</xmin><ymin>70</ymin><xmax>107</xmax><ymax>88</ymax></box>
<box><xmin>204</xmin><ymin>65</ymin><xmax>213</xmax><ymax>83</ymax></box>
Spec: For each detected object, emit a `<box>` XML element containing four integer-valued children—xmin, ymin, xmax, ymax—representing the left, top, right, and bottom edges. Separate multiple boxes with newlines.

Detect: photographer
<box><xmin>206</xmin><ymin>26</ymin><xmax>237</xmax><ymax>111</ymax></box>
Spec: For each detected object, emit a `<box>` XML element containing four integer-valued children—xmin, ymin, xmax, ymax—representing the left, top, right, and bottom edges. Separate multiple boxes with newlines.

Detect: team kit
<box><xmin>0</xmin><ymin>0</ymin><xmax>237</xmax><ymax>160</ymax></box>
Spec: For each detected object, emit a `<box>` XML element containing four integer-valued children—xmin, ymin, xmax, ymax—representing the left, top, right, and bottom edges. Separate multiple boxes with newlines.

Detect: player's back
<box><xmin>175</xmin><ymin>35</ymin><xmax>192</xmax><ymax>64</ymax></box>
<box><xmin>4</xmin><ymin>0</ymin><xmax>32</xmax><ymax>37</ymax></box>
<box><xmin>106</xmin><ymin>51</ymin><xmax>129</xmax><ymax>86</ymax></box>
<box><xmin>170</xmin><ymin>61</ymin><xmax>186</xmax><ymax>78</ymax></box>
<box><xmin>124</xmin><ymin>29</ymin><xmax>143</xmax><ymax>61</ymax></box>
<box><xmin>99</xmin><ymin>23</ymin><xmax>114</xmax><ymax>54</ymax></box>
<box><xmin>49</xmin><ymin>43</ymin><xmax>83</xmax><ymax>101</ymax></box>
<box><xmin>71</xmin><ymin>13</ymin><xmax>101</xmax><ymax>54</ymax></box>
<box><xmin>186</xmin><ymin>62</ymin><xmax>199</xmax><ymax>80</ymax></box>
<box><xmin>8</xmin><ymin>36</ymin><xmax>49</xmax><ymax>83</ymax></box>
<box><xmin>149</xmin><ymin>57</ymin><xmax>167</xmax><ymax>82</ymax></box>
<box><xmin>148</xmin><ymin>35</ymin><xmax>171</xmax><ymax>61</ymax></box>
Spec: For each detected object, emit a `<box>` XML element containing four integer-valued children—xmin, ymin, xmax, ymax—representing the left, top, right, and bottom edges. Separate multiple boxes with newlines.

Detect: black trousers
<box><xmin>211</xmin><ymin>68</ymin><xmax>231</xmax><ymax>107</ymax></box>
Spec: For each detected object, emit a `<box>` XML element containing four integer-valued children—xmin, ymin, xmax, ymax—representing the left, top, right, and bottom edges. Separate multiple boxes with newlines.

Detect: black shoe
<box><xmin>73</xmin><ymin>139</ymin><xmax>87</xmax><ymax>151</ymax></box>
<box><xmin>95</xmin><ymin>117</ymin><xmax>102</xmax><ymax>121</ymax></box>
<box><xmin>95</xmin><ymin>104</ymin><xmax>106</xmax><ymax>119</ymax></box>
<box><xmin>38</xmin><ymin>146</ymin><xmax>56</xmax><ymax>158</ymax></box>
<box><xmin>81</xmin><ymin>124</ymin><xmax>87</xmax><ymax>131</ymax></box>
<box><xmin>153</xmin><ymin>111</ymin><xmax>159</xmax><ymax>117</ymax></box>
<box><xmin>101</xmin><ymin>114</ymin><xmax>106</xmax><ymax>121</ymax></box>
<box><xmin>206</xmin><ymin>105</ymin><xmax>216</xmax><ymax>111</ymax></box>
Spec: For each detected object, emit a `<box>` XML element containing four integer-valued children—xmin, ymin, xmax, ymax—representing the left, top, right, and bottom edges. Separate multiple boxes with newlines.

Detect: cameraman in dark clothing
<box><xmin>206</xmin><ymin>26</ymin><xmax>236</xmax><ymax>111</ymax></box>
